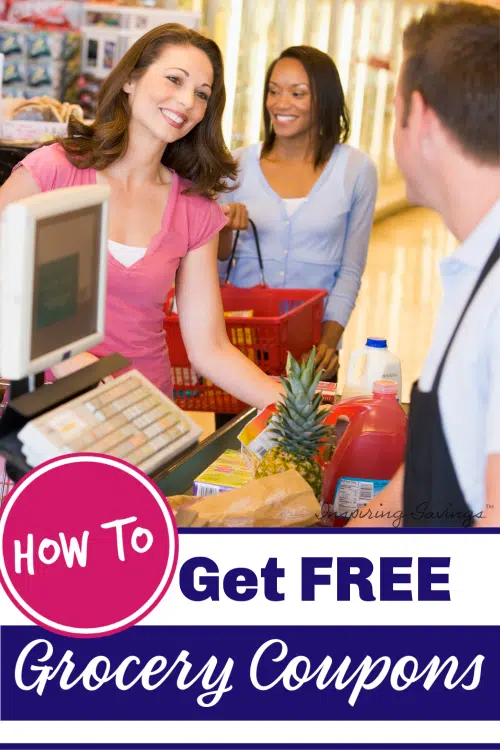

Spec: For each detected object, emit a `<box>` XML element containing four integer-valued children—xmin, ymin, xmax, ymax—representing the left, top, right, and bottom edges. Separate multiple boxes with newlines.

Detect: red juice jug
<box><xmin>321</xmin><ymin>380</ymin><xmax>407</xmax><ymax>526</ymax></box>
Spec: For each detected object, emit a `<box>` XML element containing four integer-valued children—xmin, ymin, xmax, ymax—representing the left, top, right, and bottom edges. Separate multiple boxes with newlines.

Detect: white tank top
<box><xmin>108</xmin><ymin>239</ymin><xmax>147</xmax><ymax>268</ymax></box>
<box><xmin>283</xmin><ymin>197</ymin><xmax>306</xmax><ymax>217</ymax></box>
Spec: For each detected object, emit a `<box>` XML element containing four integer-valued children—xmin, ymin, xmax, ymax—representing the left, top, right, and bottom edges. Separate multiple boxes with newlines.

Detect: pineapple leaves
<box><xmin>286</xmin><ymin>351</ymin><xmax>302</xmax><ymax>379</ymax></box>
<box><xmin>273</xmin><ymin>346</ymin><xmax>335</xmax><ymax>458</ymax></box>
<box><xmin>307</xmin><ymin>370</ymin><xmax>324</xmax><ymax>400</ymax></box>
<box><xmin>276</xmin><ymin>401</ymin><xmax>313</xmax><ymax>427</ymax></box>
<box><xmin>279</xmin><ymin>376</ymin><xmax>295</xmax><ymax>401</ymax></box>
<box><xmin>300</xmin><ymin>349</ymin><xmax>316</xmax><ymax>389</ymax></box>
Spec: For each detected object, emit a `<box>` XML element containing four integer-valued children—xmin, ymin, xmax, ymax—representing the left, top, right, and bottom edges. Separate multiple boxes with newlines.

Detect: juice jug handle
<box><xmin>324</xmin><ymin>401</ymin><xmax>369</xmax><ymax>427</ymax></box>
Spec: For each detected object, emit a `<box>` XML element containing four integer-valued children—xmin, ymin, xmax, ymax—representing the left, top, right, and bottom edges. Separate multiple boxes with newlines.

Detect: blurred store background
<box><xmin>0</xmin><ymin>0</ymin><xmax>460</xmax><ymax>216</ymax></box>
<box><xmin>1</xmin><ymin>0</ymin><xmax>494</xmax><ymax>208</ymax></box>
<box><xmin>206</xmin><ymin>0</ymin><xmax>424</xmax><ymax>218</ymax></box>
<box><xmin>0</xmin><ymin>0</ymin><xmax>495</xmax><ymax>437</ymax></box>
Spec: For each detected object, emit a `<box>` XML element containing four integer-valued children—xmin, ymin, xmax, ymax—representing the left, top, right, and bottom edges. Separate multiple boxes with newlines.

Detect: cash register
<box><xmin>0</xmin><ymin>185</ymin><xmax>202</xmax><ymax>481</ymax></box>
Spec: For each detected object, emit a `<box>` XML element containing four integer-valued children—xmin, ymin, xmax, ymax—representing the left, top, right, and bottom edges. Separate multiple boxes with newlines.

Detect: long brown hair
<box><xmin>60</xmin><ymin>24</ymin><xmax>237</xmax><ymax>197</ymax></box>
<box><xmin>261</xmin><ymin>46</ymin><xmax>350</xmax><ymax>169</ymax></box>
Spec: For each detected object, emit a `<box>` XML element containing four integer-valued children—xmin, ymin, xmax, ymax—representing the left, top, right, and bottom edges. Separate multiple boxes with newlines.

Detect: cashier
<box><xmin>348</xmin><ymin>2</ymin><xmax>500</xmax><ymax>528</ymax></box>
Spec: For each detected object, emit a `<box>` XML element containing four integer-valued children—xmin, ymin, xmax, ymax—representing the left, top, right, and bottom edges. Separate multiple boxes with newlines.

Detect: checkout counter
<box><xmin>153</xmin><ymin>399</ymin><xmax>410</xmax><ymax>500</ymax></box>
<box><xmin>0</xmin><ymin>154</ymin><xmax>408</xmax><ymax>512</ymax></box>
<box><xmin>153</xmin><ymin>408</ymin><xmax>256</xmax><ymax>497</ymax></box>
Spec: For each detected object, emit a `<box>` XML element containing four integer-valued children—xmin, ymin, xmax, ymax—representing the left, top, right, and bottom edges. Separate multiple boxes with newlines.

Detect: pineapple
<box><xmin>255</xmin><ymin>348</ymin><xmax>335</xmax><ymax>499</ymax></box>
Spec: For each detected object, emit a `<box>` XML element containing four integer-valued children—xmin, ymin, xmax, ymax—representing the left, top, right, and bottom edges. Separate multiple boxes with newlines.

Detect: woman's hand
<box><xmin>315</xmin><ymin>344</ymin><xmax>339</xmax><ymax>381</ymax></box>
<box><xmin>221</xmin><ymin>202</ymin><xmax>249</xmax><ymax>231</ymax></box>
<box><xmin>314</xmin><ymin>321</ymin><xmax>344</xmax><ymax>380</ymax></box>
<box><xmin>218</xmin><ymin>203</ymin><xmax>249</xmax><ymax>260</ymax></box>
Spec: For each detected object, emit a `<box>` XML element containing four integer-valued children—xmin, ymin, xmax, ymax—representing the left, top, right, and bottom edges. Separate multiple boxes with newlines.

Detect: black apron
<box><xmin>403</xmin><ymin>237</ymin><xmax>500</xmax><ymax>527</ymax></box>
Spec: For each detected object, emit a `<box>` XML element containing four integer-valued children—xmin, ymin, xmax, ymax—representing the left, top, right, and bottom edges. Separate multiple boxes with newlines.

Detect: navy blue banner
<box><xmin>1</xmin><ymin>625</ymin><xmax>497</xmax><ymax>722</ymax></box>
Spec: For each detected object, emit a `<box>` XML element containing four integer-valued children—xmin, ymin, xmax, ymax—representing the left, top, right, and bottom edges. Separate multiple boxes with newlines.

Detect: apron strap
<box><xmin>433</xmin><ymin>236</ymin><xmax>500</xmax><ymax>389</ymax></box>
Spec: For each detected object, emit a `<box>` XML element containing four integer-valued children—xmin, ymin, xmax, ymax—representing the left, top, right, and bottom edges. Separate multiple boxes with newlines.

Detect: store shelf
<box><xmin>206</xmin><ymin>0</ymin><xmax>433</xmax><ymax>192</ymax></box>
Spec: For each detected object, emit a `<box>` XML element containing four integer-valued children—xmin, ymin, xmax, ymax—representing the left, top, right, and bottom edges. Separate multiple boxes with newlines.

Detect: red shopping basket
<box><xmin>164</xmin><ymin>285</ymin><xmax>327</xmax><ymax>413</ymax></box>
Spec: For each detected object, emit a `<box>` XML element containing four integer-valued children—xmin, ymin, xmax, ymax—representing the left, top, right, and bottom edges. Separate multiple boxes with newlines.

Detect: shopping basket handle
<box><xmin>224</xmin><ymin>218</ymin><xmax>266</xmax><ymax>287</ymax></box>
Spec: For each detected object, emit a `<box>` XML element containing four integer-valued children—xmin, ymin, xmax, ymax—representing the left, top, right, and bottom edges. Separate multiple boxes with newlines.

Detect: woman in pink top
<box><xmin>0</xmin><ymin>24</ymin><xmax>281</xmax><ymax>410</ymax></box>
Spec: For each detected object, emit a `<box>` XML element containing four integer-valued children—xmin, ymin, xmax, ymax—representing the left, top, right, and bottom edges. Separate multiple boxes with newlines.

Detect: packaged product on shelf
<box><xmin>71</xmin><ymin>72</ymin><xmax>99</xmax><ymax>118</ymax></box>
<box><xmin>193</xmin><ymin>450</ymin><xmax>253</xmax><ymax>496</ymax></box>
<box><xmin>1</xmin><ymin>25</ymin><xmax>81</xmax><ymax>103</ymax></box>
<box><xmin>0</xmin><ymin>116</ymin><xmax>65</xmax><ymax>140</ymax></box>
<box><xmin>7</xmin><ymin>1</ymin><xmax>83</xmax><ymax>30</ymax></box>
<box><xmin>61</xmin><ymin>29</ymin><xmax>79</xmax><ymax>59</ymax></box>
<box><xmin>1</xmin><ymin>95</ymin><xmax>83</xmax><ymax>142</ymax></box>
<box><xmin>2</xmin><ymin>84</ymin><xmax>25</xmax><ymax>97</ymax></box>
<box><xmin>0</xmin><ymin>28</ymin><xmax>24</xmax><ymax>58</ymax></box>
<box><xmin>25</xmin><ymin>56</ymin><xmax>78</xmax><ymax>100</ymax></box>
<box><xmin>84</xmin><ymin>9</ymin><xmax>121</xmax><ymax>28</ymax></box>
<box><xmin>11</xmin><ymin>95</ymin><xmax>82</xmax><ymax>121</ymax></box>
<box><xmin>25</xmin><ymin>30</ymin><xmax>80</xmax><ymax>61</ymax></box>
<box><xmin>25</xmin><ymin>85</ymin><xmax>57</xmax><ymax>99</ymax></box>
<box><xmin>2</xmin><ymin>58</ymin><xmax>25</xmax><ymax>84</ymax></box>
<box><xmin>25</xmin><ymin>30</ymin><xmax>57</xmax><ymax>59</ymax></box>
<box><xmin>27</xmin><ymin>60</ymin><xmax>61</xmax><ymax>88</ymax></box>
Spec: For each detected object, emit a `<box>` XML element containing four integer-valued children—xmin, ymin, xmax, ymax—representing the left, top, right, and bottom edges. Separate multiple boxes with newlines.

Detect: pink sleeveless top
<box><xmin>14</xmin><ymin>143</ymin><xmax>227</xmax><ymax>396</ymax></box>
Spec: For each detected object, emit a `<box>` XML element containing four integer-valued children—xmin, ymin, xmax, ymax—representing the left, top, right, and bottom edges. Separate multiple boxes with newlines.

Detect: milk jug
<box><xmin>343</xmin><ymin>338</ymin><xmax>402</xmax><ymax>401</ymax></box>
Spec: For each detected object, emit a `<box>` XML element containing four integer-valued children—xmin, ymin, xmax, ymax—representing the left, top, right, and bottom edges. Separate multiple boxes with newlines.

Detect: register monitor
<box><xmin>0</xmin><ymin>185</ymin><xmax>109</xmax><ymax>380</ymax></box>
<box><xmin>0</xmin><ymin>184</ymin><xmax>202</xmax><ymax>475</ymax></box>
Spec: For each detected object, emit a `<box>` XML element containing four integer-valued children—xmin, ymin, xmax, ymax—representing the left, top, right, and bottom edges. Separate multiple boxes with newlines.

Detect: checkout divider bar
<box><xmin>152</xmin><ymin>408</ymin><xmax>257</xmax><ymax>498</ymax></box>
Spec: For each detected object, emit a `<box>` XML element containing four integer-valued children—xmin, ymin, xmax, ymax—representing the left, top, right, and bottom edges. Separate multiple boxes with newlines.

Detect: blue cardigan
<box><xmin>218</xmin><ymin>142</ymin><xmax>378</xmax><ymax>328</ymax></box>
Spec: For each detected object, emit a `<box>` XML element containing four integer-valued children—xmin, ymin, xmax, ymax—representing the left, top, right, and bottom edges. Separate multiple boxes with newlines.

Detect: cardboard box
<box><xmin>193</xmin><ymin>449</ymin><xmax>253</xmax><ymax>496</ymax></box>
<box><xmin>0</xmin><ymin>117</ymin><xmax>66</xmax><ymax>141</ymax></box>
<box><xmin>238</xmin><ymin>405</ymin><xmax>278</xmax><ymax>474</ymax></box>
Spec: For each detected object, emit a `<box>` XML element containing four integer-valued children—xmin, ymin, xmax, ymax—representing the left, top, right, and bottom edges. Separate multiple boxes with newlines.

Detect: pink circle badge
<box><xmin>0</xmin><ymin>454</ymin><xmax>178</xmax><ymax>637</ymax></box>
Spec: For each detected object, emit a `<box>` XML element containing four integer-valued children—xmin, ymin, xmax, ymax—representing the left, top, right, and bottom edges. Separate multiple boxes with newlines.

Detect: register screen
<box><xmin>30</xmin><ymin>205</ymin><xmax>101</xmax><ymax>361</ymax></box>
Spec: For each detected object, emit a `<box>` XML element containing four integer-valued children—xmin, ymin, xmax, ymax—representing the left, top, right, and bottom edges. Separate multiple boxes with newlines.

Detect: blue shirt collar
<box><xmin>450</xmin><ymin>200</ymin><xmax>500</xmax><ymax>270</ymax></box>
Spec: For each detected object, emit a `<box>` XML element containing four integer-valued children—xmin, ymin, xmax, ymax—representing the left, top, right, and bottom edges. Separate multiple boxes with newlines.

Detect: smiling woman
<box><xmin>61</xmin><ymin>24</ymin><xmax>231</xmax><ymax>199</ymax></box>
<box><xmin>0</xmin><ymin>24</ymin><xmax>283</xmax><ymax>411</ymax></box>
<box><xmin>218</xmin><ymin>46</ymin><xmax>378</xmax><ymax>384</ymax></box>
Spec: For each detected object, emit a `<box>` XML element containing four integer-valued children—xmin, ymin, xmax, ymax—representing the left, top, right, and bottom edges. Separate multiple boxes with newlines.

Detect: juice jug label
<box><xmin>382</xmin><ymin>368</ymin><xmax>400</xmax><ymax>381</ymax></box>
<box><xmin>333</xmin><ymin>477</ymin><xmax>389</xmax><ymax>520</ymax></box>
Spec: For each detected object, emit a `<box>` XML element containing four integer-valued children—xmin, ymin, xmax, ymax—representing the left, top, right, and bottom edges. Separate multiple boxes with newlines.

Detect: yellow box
<box><xmin>193</xmin><ymin>450</ymin><xmax>254</xmax><ymax>496</ymax></box>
